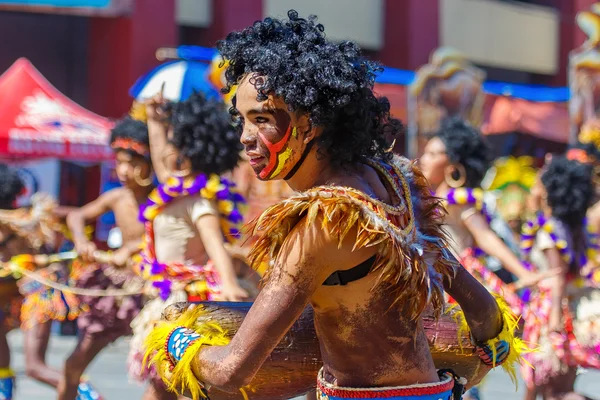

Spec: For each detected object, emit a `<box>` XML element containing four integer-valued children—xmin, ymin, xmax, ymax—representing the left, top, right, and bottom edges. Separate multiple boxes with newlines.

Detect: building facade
<box><xmin>0</xmin><ymin>0</ymin><xmax>595</xmax><ymax>118</ymax></box>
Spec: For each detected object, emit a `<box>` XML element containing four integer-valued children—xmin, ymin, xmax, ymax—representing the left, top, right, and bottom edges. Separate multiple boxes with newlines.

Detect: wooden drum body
<box><xmin>163</xmin><ymin>302</ymin><xmax>482</xmax><ymax>400</ymax></box>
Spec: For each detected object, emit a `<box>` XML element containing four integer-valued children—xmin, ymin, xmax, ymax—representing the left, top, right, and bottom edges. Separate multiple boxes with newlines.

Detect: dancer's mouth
<box><xmin>246</xmin><ymin>152</ymin><xmax>265</xmax><ymax>166</ymax></box>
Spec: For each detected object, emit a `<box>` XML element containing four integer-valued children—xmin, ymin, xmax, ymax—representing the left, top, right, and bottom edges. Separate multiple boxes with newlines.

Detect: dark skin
<box><xmin>177</xmin><ymin>75</ymin><xmax>503</xmax><ymax>392</ymax></box>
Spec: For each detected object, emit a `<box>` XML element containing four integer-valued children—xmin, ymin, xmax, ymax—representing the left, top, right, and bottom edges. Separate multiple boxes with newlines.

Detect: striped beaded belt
<box><xmin>316</xmin><ymin>369</ymin><xmax>456</xmax><ymax>400</ymax></box>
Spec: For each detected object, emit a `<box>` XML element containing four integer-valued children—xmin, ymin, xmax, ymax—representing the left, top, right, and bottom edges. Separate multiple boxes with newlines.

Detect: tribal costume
<box><xmin>0</xmin><ymin>193</ymin><xmax>86</xmax><ymax>330</ymax></box>
<box><xmin>316</xmin><ymin>370</ymin><xmax>456</xmax><ymax>400</ymax></box>
<box><xmin>0</xmin><ymin>193</ymin><xmax>87</xmax><ymax>400</ymax></box>
<box><xmin>142</xmin><ymin>156</ymin><xmax>524</xmax><ymax>400</ymax></box>
<box><xmin>521</xmin><ymin>215</ymin><xmax>600</xmax><ymax>387</ymax></box>
<box><xmin>141</xmin><ymin>11</ymin><xmax>525</xmax><ymax>399</ymax></box>
<box><xmin>72</xmin><ymin>261</ymin><xmax>143</xmax><ymax>343</ymax></box>
<box><xmin>127</xmin><ymin>174</ymin><xmax>245</xmax><ymax>384</ymax></box>
<box><xmin>443</xmin><ymin>188</ymin><xmax>524</xmax><ymax>315</ymax></box>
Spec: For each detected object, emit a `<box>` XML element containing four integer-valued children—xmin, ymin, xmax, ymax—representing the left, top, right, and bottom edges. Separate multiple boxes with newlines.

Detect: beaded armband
<box><xmin>0</xmin><ymin>368</ymin><xmax>15</xmax><ymax>400</ymax></box>
<box><xmin>452</xmin><ymin>294</ymin><xmax>531</xmax><ymax>384</ymax></box>
<box><xmin>474</xmin><ymin>337</ymin><xmax>511</xmax><ymax>367</ymax></box>
<box><xmin>165</xmin><ymin>327</ymin><xmax>202</xmax><ymax>371</ymax></box>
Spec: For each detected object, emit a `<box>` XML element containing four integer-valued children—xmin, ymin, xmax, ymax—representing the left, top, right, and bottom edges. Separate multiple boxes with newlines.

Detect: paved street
<box><xmin>7</xmin><ymin>329</ymin><xmax>600</xmax><ymax>399</ymax></box>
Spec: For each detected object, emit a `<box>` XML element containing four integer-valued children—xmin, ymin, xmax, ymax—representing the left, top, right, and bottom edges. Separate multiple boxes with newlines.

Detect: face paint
<box><xmin>258</xmin><ymin>125</ymin><xmax>297</xmax><ymax>180</ymax></box>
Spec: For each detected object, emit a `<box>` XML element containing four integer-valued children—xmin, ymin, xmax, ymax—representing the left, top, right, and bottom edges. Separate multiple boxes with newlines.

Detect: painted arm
<box><xmin>544</xmin><ymin>247</ymin><xmax>568</xmax><ymax>332</ymax></box>
<box><xmin>195</xmin><ymin>214</ymin><xmax>249</xmax><ymax>301</ymax></box>
<box><xmin>443</xmin><ymin>258</ymin><xmax>502</xmax><ymax>342</ymax></box>
<box><xmin>66</xmin><ymin>190</ymin><xmax>117</xmax><ymax>261</ymax></box>
<box><xmin>463</xmin><ymin>212</ymin><xmax>532</xmax><ymax>279</ymax></box>
<box><xmin>190</xmin><ymin>216</ymin><xmax>376</xmax><ymax>392</ymax></box>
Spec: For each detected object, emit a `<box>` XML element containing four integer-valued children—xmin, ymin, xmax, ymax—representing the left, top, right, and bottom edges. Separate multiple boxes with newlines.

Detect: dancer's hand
<box><xmin>109</xmin><ymin>247</ymin><xmax>130</xmax><ymax>268</ymax></box>
<box><xmin>145</xmin><ymin>85</ymin><xmax>169</xmax><ymax>123</ymax></box>
<box><xmin>220</xmin><ymin>281</ymin><xmax>250</xmax><ymax>302</ymax></box>
<box><xmin>511</xmin><ymin>269</ymin><xmax>560</xmax><ymax>290</ymax></box>
<box><xmin>74</xmin><ymin>239</ymin><xmax>97</xmax><ymax>263</ymax></box>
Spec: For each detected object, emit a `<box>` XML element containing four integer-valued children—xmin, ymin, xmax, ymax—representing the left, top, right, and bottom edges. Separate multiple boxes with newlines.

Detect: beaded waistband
<box><xmin>316</xmin><ymin>369</ymin><xmax>455</xmax><ymax>399</ymax></box>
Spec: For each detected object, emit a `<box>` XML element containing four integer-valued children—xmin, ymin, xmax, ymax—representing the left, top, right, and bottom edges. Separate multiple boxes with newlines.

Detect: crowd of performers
<box><xmin>1</xmin><ymin>9</ymin><xmax>600</xmax><ymax>400</ymax></box>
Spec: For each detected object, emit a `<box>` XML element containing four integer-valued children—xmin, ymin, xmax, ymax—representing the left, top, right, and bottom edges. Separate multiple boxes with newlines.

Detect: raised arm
<box><xmin>145</xmin><ymin>94</ymin><xmax>171</xmax><ymax>183</ymax></box>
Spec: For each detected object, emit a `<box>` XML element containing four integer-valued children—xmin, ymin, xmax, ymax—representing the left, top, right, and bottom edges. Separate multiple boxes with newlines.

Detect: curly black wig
<box><xmin>109</xmin><ymin>116</ymin><xmax>150</xmax><ymax>158</ymax></box>
<box><xmin>542</xmin><ymin>155</ymin><xmax>593</xmax><ymax>228</ymax></box>
<box><xmin>217</xmin><ymin>9</ymin><xmax>402</xmax><ymax>167</ymax></box>
<box><xmin>169</xmin><ymin>92</ymin><xmax>241</xmax><ymax>175</ymax></box>
<box><xmin>0</xmin><ymin>164</ymin><xmax>24</xmax><ymax>209</ymax></box>
<box><xmin>435</xmin><ymin>117</ymin><xmax>493</xmax><ymax>188</ymax></box>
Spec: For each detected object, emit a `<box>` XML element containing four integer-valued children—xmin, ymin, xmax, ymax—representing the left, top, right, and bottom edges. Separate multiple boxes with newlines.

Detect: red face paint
<box><xmin>258</xmin><ymin>124</ymin><xmax>295</xmax><ymax>179</ymax></box>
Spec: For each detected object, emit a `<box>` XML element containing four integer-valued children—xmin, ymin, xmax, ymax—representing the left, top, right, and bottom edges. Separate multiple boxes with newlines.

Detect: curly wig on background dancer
<box><xmin>420</xmin><ymin>117</ymin><xmax>542</xmax><ymax>313</ymax></box>
<box><xmin>521</xmin><ymin>155</ymin><xmax>600</xmax><ymax>400</ymax></box>
<box><xmin>165</xmin><ymin>92</ymin><xmax>242</xmax><ymax>175</ymax></box>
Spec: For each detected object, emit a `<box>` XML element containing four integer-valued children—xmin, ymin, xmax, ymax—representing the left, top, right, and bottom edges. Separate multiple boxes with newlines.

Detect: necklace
<box><xmin>521</xmin><ymin>213</ymin><xmax>600</xmax><ymax>275</ymax></box>
<box><xmin>443</xmin><ymin>187</ymin><xmax>492</xmax><ymax>223</ymax></box>
<box><xmin>138</xmin><ymin>174</ymin><xmax>247</xmax><ymax>299</ymax></box>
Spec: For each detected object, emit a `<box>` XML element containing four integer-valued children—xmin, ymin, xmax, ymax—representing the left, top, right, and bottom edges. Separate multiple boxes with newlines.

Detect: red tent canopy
<box><xmin>0</xmin><ymin>58</ymin><xmax>114</xmax><ymax>161</ymax></box>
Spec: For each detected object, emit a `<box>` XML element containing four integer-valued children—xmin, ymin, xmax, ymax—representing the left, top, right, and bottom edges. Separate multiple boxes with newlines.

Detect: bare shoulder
<box><xmin>99</xmin><ymin>187</ymin><xmax>129</xmax><ymax>206</ymax></box>
<box><xmin>272</xmin><ymin>206</ymin><xmax>377</xmax><ymax>285</ymax></box>
<box><xmin>588</xmin><ymin>201</ymin><xmax>600</xmax><ymax>225</ymax></box>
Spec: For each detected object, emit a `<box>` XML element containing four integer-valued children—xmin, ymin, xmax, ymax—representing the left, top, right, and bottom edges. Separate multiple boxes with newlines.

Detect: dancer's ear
<box><xmin>295</xmin><ymin>113</ymin><xmax>319</xmax><ymax>144</ymax></box>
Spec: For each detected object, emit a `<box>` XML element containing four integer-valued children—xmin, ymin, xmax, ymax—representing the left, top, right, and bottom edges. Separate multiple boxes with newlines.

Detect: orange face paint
<box><xmin>258</xmin><ymin>125</ymin><xmax>296</xmax><ymax>180</ymax></box>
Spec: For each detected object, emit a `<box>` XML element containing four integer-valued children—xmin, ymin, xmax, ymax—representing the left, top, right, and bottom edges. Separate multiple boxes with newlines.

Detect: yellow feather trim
<box><xmin>0</xmin><ymin>368</ymin><xmax>14</xmax><ymax>379</ymax></box>
<box><xmin>451</xmin><ymin>294</ymin><xmax>534</xmax><ymax>387</ymax></box>
<box><xmin>143</xmin><ymin>305</ymin><xmax>231</xmax><ymax>400</ymax></box>
<box><xmin>247</xmin><ymin>156</ymin><xmax>458</xmax><ymax>319</ymax></box>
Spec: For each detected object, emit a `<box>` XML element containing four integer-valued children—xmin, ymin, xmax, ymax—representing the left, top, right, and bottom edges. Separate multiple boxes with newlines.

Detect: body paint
<box><xmin>258</xmin><ymin>126</ymin><xmax>297</xmax><ymax>180</ymax></box>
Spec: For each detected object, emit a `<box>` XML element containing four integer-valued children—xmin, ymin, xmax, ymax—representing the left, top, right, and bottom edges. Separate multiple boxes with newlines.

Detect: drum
<box><xmin>162</xmin><ymin>302</ymin><xmax>481</xmax><ymax>400</ymax></box>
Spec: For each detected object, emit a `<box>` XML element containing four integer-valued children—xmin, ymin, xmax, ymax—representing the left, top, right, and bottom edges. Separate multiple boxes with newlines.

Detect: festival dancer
<box><xmin>0</xmin><ymin>167</ymin><xmax>87</xmax><ymax>399</ymax></box>
<box><xmin>0</xmin><ymin>164</ymin><xmax>28</xmax><ymax>400</ymax></box>
<box><xmin>142</xmin><ymin>11</ymin><xmax>525</xmax><ymax>400</ymax></box>
<box><xmin>57</xmin><ymin>117</ymin><xmax>152</xmax><ymax>400</ymax></box>
<box><xmin>521</xmin><ymin>156</ymin><xmax>600</xmax><ymax>400</ymax></box>
<box><xmin>0</xmin><ymin>166</ymin><xmax>89</xmax><ymax>400</ymax></box>
<box><xmin>419</xmin><ymin>118</ymin><xmax>546</xmax><ymax>310</ymax></box>
<box><xmin>128</xmin><ymin>91</ymin><xmax>247</xmax><ymax>400</ymax></box>
<box><xmin>572</xmin><ymin>120</ymin><xmax>600</xmax><ymax>236</ymax></box>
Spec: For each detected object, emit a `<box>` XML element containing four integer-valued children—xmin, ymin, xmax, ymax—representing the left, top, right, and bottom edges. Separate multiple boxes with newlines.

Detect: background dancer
<box><xmin>57</xmin><ymin>117</ymin><xmax>152</xmax><ymax>400</ymax></box>
<box><xmin>419</xmin><ymin>117</ymin><xmax>546</xmax><ymax>307</ymax></box>
<box><xmin>129</xmin><ymin>91</ymin><xmax>247</xmax><ymax>400</ymax></box>
<box><xmin>0</xmin><ymin>168</ymin><xmax>83</xmax><ymax>399</ymax></box>
<box><xmin>0</xmin><ymin>166</ymin><xmax>87</xmax><ymax>400</ymax></box>
<box><xmin>522</xmin><ymin>155</ymin><xmax>600</xmax><ymax>400</ymax></box>
<box><xmin>0</xmin><ymin>164</ymin><xmax>28</xmax><ymax>400</ymax></box>
<box><xmin>143</xmin><ymin>11</ymin><xmax>525</xmax><ymax>400</ymax></box>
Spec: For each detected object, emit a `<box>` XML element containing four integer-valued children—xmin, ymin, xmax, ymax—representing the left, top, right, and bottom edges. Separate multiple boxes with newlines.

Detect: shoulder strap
<box><xmin>322</xmin><ymin>256</ymin><xmax>377</xmax><ymax>286</ymax></box>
